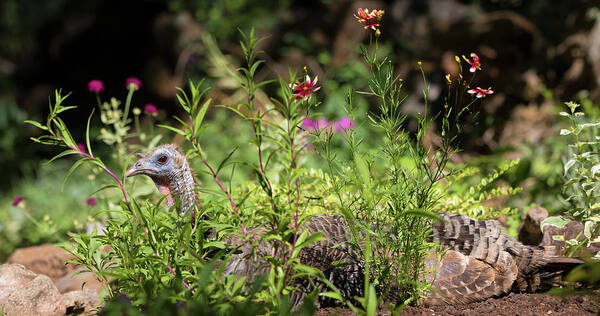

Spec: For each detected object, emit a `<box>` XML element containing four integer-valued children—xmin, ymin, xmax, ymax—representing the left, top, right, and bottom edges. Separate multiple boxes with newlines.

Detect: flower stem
<box><xmin>202</xmin><ymin>158</ymin><xmax>247</xmax><ymax>233</ymax></box>
<box><xmin>123</xmin><ymin>87</ymin><xmax>134</xmax><ymax>124</ymax></box>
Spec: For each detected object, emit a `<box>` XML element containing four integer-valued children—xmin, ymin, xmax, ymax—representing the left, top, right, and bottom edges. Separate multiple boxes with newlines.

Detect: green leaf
<box><xmin>24</xmin><ymin>120</ymin><xmax>48</xmax><ymax>130</ymax></box>
<box><xmin>564</xmin><ymin>159</ymin><xmax>577</xmax><ymax>176</ymax></box>
<box><xmin>319</xmin><ymin>291</ymin><xmax>343</xmax><ymax>301</ymax></box>
<box><xmin>85</xmin><ymin>109</ymin><xmax>95</xmax><ymax>158</ymax></box>
<box><xmin>158</xmin><ymin>124</ymin><xmax>186</xmax><ymax>136</ymax></box>
<box><xmin>194</xmin><ymin>98</ymin><xmax>211</xmax><ymax>135</ymax></box>
<box><xmin>172</xmin><ymin>115</ymin><xmax>191</xmax><ymax>129</ymax></box>
<box><xmin>565</xmin><ymin>238</ymin><xmax>579</xmax><ymax>246</ymax></box>
<box><xmin>216</xmin><ymin>146</ymin><xmax>239</xmax><ymax>175</ymax></box>
<box><xmin>46</xmin><ymin>149</ymin><xmax>79</xmax><ymax>165</ymax></box>
<box><xmin>366</xmin><ymin>283</ymin><xmax>377</xmax><ymax>316</ymax></box>
<box><xmin>404</xmin><ymin>209</ymin><xmax>444</xmax><ymax>222</ymax></box>
<box><xmin>62</xmin><ymin>157</ymin><xmax>91</xmax><ymax>191</ymax></box>
<box><xmin>293</xmin><ymin>232</ymin><xmax>325</xmax><ymax>258</ymax></box>
<box><xmin>354</xmin><ymin>153</ymin><xmax>371</xmax><ymax>186</ymax></box>
<box><xmin>55</xmin><ymin>105</ymin><xmax>78</xmax><ymax>114</ymax></box>
<box><xmin>591</xmin><ymin>164</ymin><xmax>600</xmax><ymax>177</ymax></box>
<box><xmin>217</xmin><ymin>105</ymin><xmax>248</xmax><ymax>120</ymax></box>
<box><xmin>541</xmin><ymin>216</ymin><xmax>571</xmax><ymax>233</ymax></box>
<box><xmin>584</xmin><ymin>220</ymin><xmax>597</xmax><ymax>240</ymax></box>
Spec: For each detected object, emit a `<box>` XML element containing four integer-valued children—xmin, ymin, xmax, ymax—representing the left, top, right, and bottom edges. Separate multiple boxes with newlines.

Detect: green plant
<box><xmin>311</xmin><ymin>32</ymin><xmax>498</xmax><ymax>313</ymax></box>
<box><xmin>438</xmin><ymin>159</ymin><xmax>522</xmax><ymax>220</ymax></box>
<box><xmin>22</xmin><ymin>17</ymin><xmax>515</xmax><ymax>316</ymax></box>
<box><xmin>25</xmin><ymin>28</ymin><xmax>334</xmax><ymax>313</ymax></box>
<box><xmin>541</xmin><ymin>101</ymin><xmax>600</xmax><ymax>257</ymax></box>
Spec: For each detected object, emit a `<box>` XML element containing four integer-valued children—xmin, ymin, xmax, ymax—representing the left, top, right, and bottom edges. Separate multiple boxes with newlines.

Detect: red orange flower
<box><xmin>290</xmin><ymin>75</ymin><xmax>320</xmax><ymax>100</ymax></box>
<box><xmin>463</xmin><ymin>53</ymin><xmax>481</xmax><ymax>73</ymax></box>
<box><xmin>354</xmin><ymin>8</ymin><xmax>385</xmax><ymax>32</ymax></box>
<box><xmin>468</xmin><ymin>87</ymin><xmax>494</xmax><ymax>98</ymax></box>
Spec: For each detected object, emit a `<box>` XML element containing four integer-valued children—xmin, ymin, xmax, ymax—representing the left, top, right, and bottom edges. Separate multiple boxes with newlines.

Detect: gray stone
<box><xmin>0</xmin><ymin>264</ymin><xmax>66</xmax><ymax>316</ymax></box>
<box><xmin>63</xmin><ymin>288</ymin><xmax>100</xmax><ymax>315</ymax></box>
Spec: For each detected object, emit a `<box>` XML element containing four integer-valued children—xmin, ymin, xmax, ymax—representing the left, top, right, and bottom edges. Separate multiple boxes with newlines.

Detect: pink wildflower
<box><xmin>87</xmin><ymin>80</ymin><xmax>104</xmax><ymax>93</ymax></box>
<box><xmin>354</xmin><ymin>8</ymin><xmax>385</xmax><ymax>31</ymax></box>
<box><xmin>12</xmin><ymin>196</ymin><xmax>25</xmax><ymax>207</ymax></box>
<box><xmin>144</xmin><ymin>104</ymin><xmax>158</xmax><ymax>115</ymax></box>
<box><xmin>315</xmin><ymin>118</ymin><xmax>330</xmax><ymax>130</ymax></box>
<box><xmin>86</xmin><ymin>197</ymin><xmax>98</xmax><ymax>207</ymax></box>
<box><xmin>77</xmin><ymin>143</ymin><xmax>86</xmax><ymax>152</ymax></box>
<box><xmin>463</xmin><ymin>53</ymin><xmax>481</xmax><ymax>73</ymax></box>
<box><xmin>290</xmin><ymin>75</ymin><xmax>320</xmax><ymax>100</ymax></box>
<box><xmin>125</xmin><ymin>77</ymin><xmax>142</xmax><ymax>90</ymax></box>
<box><xmin>301</xmin><ymin>117</ymin><xmax>330</xmax><ymax>131</ymax></box>
<box><xmin>302</xmin><ymin>118</ymin><xmax>315</xmax><ymax>130</ymax></box>
<box><xmin>334</xmin><ymin>117</ymin><xmax>354</xmax><ymax>131</ymax></box>
<box><xmin>467</xmin><ymin>87</ymin><xmax>494</xmax><ymax>98</ymax></box>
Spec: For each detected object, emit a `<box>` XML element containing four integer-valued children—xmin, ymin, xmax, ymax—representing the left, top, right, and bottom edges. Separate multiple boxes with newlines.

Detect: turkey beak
<box><xmin>125</xmin><ymin>153</ymin><xmax>149</xmax><ymax>178</ymax></box>
<box><xmin>125</xmin><ymin>161</ymin><xmax>143</xmax><ymax>178</ymax></box>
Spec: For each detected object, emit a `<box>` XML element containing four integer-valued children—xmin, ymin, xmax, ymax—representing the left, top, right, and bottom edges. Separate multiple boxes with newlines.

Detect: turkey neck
<box><xmin>153</xmin><ymin>158</ymin><xmax>197</xmax><ymax>215</ymax></box>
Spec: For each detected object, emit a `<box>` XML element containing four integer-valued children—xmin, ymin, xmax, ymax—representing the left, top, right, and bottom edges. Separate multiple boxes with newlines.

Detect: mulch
<box><xmin>316</xmin><ymin>291</ymin><xmax>600</xmax><ymax>316</ymax></box>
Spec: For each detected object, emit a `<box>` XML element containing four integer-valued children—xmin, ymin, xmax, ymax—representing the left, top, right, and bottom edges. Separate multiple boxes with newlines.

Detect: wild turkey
<box><xmin>125</xmin><ymin>144</ymin><xmax>581</xmax><ymax>307</ymax></box>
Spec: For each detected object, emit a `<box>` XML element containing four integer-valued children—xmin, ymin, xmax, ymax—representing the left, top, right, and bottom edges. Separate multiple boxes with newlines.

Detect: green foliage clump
<box><xmin>439</xmin><ymin>159</ymin><xmax>522</xmax><ymax>220</ymax></box>
<box><xmin>541</xmin><ymin>101</ymin><xmax>600</xmax><ymax>257</ymax></box>
<box><xmin>22</xmin><ymin>28</ymin><xmax>518</xmax><ymax>316</ymax></box>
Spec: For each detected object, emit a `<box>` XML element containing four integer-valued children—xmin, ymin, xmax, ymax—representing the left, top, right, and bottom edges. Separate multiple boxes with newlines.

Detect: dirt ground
<box><xmin>315</xmin><ymin>292</ymin><xmax>600</xmax><ymax>316</ymax></box>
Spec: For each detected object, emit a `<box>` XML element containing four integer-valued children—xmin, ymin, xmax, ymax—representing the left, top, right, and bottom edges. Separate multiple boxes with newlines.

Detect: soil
<box><xmin>315</xmin><ymin>292</ymin><xmax>600</xmax><ymax>316</ymax></box>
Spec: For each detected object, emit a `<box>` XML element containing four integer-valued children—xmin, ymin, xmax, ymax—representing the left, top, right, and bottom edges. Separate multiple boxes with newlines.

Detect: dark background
<box><xmin>2</xmin><ymin>0</ymin><xmax>600</xmax><ymax>190</ymax></box>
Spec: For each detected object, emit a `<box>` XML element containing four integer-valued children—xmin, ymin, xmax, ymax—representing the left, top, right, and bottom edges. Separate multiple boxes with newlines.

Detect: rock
<box><xmin>63</xmin><ymin>289</ymin><xmax>101</xmax><ymax>315</ymax></box>
<box><xmin>55</xmin><ymin>266</ymin><xmax>105</xmax><ymax>296</ymax></box>
<box><xmin>0</xmin><ymin>264</ymin><xmax>66</xmax><ymax>316</ymax></box>
<box><xmin>518</xmin><ymin>206</ymin><xmax>548</xmax><ymax>245</ymax></box>
<box><xmin>6</xmin><ymin>244</ymin><xmax>78</xmax><ymax>280</ymax></box>
<box><xmin>541</xmin><ymin>217</ymin><xmax>600</xmax><ymax>256</ymax></box>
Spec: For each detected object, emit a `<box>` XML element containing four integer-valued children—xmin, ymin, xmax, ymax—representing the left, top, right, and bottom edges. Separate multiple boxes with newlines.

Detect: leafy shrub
<box><xmin>23</xmin><ymin>16</ymin><xmax>516</xmax><ymax>316</ymax></box>
<box><xmin>439</xmin><ymin>159</ymin><xmax>522</xmax><ymax>220</ymax></box>
<box><xmin>541</xmin><ymin>101</ymin><xmax>600</xmax><ymax>257</ymax></box>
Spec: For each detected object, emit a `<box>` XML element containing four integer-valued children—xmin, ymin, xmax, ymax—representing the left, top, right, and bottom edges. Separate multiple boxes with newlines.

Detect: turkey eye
<box><xmin>157</xmin><ymin>155</ymin><xmax>168</xmax><ymax>164</ymax></box>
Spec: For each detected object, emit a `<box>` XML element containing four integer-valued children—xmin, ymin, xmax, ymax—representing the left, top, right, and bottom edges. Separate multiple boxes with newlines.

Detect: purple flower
<box><xmin>77</xmin><ymin>143</ymin><xmax>86</xmax><ymax>152</ymax></box>
<box><xmin>315</xmin><ymin>118</ymin><xmax>330</xmax><ymax>130</ymax></box>
<box><xmin>12</xmin><ymin>196</ymin><xmax>25</xmax><ymax>206</ymax></box>
<box><xmin>144</xmin><ymin>104</ymin><xmax>158</xmax><ymax>115</ymax></box>
<box><xmin>301</xmin><ymin>118</ymin><xmax>330</xmax><ymax>131</ymax></box>
<box><xmin>334</xmin><ymin>117</ymin><xmax>354</xmax><ymax>131</ymax></box>
<box><xmin>86</xmin><ymin>197</ymin><xmax>97</xmax><ymax>207</ymax></box>
<box><xmin>125</xmin><ymin>77</ymin><xmax>142</xmax><ymax>90</ymax></box>
<box><xmin>302</xmin><ymin>119</ymin><xmax>315</xmax><ymax>130</ymax></box>
<box><xmin>87</xmin><ymin>80</ymin><xmax>104</xmax><ymax>93</ymax></box>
